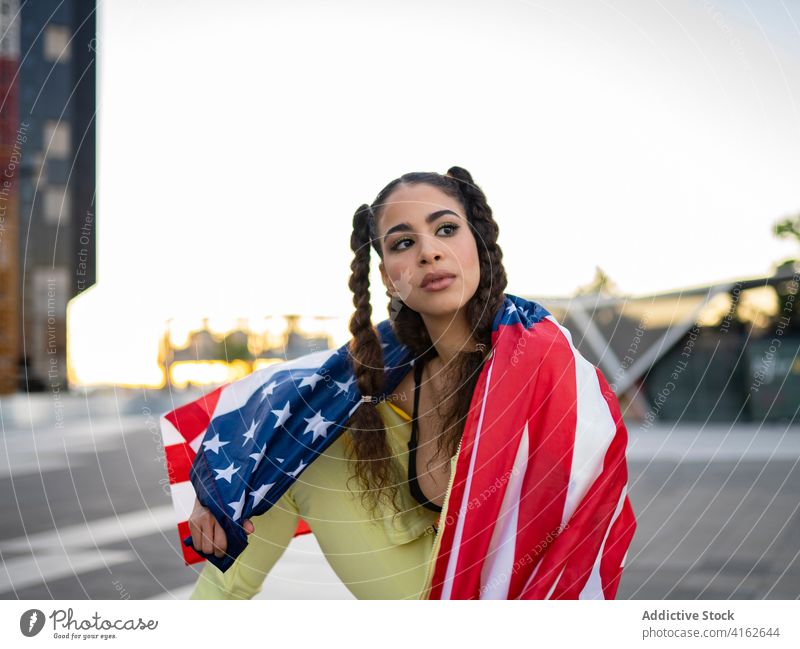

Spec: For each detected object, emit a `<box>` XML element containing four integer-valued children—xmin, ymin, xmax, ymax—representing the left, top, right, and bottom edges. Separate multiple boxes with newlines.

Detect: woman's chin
<box><xmin>413</xmin><ymin>297</ymin><xmax>470</xmax><ymax>319</ymax></box>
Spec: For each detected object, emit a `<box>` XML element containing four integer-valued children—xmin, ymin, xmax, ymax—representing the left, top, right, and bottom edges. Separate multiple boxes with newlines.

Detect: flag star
<box><xmin>251</xmin><ymin>482</ymin><xmax>275</xmax><ymax>507</ymax></box>
<box><xmin>287</xmin><ymin>459</ymin><xmax>308</xmax><ymax>478</ymax></box>
<box><xmin>249</xmin><ymin>444</ymin><xmax>267</xmax><ymax>470</ymax></box>
<box><xmin>298</xmin><ymin>371</ymin><xmax>324</xmax><ymax>390</ymax></box>
<box><xmin>260</xmin><ymin>380</ymin><xmax>279</xmax><ymax>399</ymax></box>
<box><xmin>214</xmin><ymin>462</ymin><xmax>240</xmax><ymax>483</ymax></box>
<box><xmin>202</xmin><ymin>433</ymin><xmax>229</xmax><ymax>454</ymax></box>
<box><xmin>519</xmin><ymin>307</ymin><xmax>530</xmax><ymax>321</ymax></box>
<box><xmin>228</xmin><ymin>491</ymin><xmax>245</xmax><ymax>521</ymax></box>
<box><xmin>506</xmin><ymin>302</ymin><xmax>518</xmax><ymax>315</ymax></box>
<box><xmin>303</xmin><ymin>410</ymin><xmax>334</xmax><ymax>443</ymax></box>
<box><xmin>334</xmin><ymin>375</ymin><xmax>356</xmax><ymax>396</ymax></box>
<box><xmin>242</xmin><ymin>420</ymin><xmax>257</xmax><ymax>444</ymax></box>
<box><xmin>271</xmin><ymin>402</ymin><xmax>292</xmax><ymax>429</ymax></box>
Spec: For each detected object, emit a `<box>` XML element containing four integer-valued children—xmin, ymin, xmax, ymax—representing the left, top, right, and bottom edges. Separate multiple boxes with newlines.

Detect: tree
<box><xmin>575</xmin><ymin>266</ymin><xmax>620</xmax><ymax>296</ymax></box>
<box><xmin>771</xmin><ymin>212</ymin><xmax>800</xmax><ymax>331</ymax></box>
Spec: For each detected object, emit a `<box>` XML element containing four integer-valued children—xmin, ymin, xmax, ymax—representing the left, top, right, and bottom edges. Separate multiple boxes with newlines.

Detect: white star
<box><xmin>271</xmin><ymin>402</ymin><xmax>292</xmax><ymax>429</ymax></box>
<box><xmin>251</xmin><ymin>482</ymin><xmax>275</xmax><ymax>507</ymax></box>
<box><xmin>249</xmin><ymin>444</ymin><xmax>267</xmax><ymax>470</ymax></box>
<box><xmin>303</xmin><ymin>410</ymin><xmax>334</xmax><ymax>443</ymax></box>
<box><xmin>242</xmin><ymin>420</ymin><xmax>257</xmax><ymax>444</ymax></box>
<box><xmin>287</xmin><ymin>459</ymin><xmax>308</xmax><ymax>478</ymax></box>
<box><xmin>297</xmin><ymin>372</ymin><xmax>324</xmax><ymax>390</ymax></box>
<box><xmin>334</xmin><ymin>375</ymin><xmax>356</xmax><ymax>396</ymax></box>
<box><xmin>519</xmin><ymin>307</ymin><xmax>530</xmax><ymax>321</ymax></box>
<box><xmin>260</xmin><ymin>380</ymin><xmax>279</xmax><ymax>399</ymax></box>
<box><xmin>202</xmin><ymin>433</ymin><xmax>229</xmax><ymax>454</ymax></box>
<box><xmin>227</xmin><ymin>491</ymin><xmax>245</xmax><ymax>521</ymax></box>
<box><xmin>214</xmin><ymin>462</ymin><xmax>240</xmax><ymax>483</ymax></box>
<box><xmin>506</xmin><ymin>302</ymin><xmax>518</xmax><ymax>316</ymax></box>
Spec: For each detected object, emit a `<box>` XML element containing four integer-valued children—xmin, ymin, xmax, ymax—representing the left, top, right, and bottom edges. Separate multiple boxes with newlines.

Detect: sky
<box><xmin>68</xmin><ymin>0</ymin><xmax>800</xmax><ymax>386</ymax></box>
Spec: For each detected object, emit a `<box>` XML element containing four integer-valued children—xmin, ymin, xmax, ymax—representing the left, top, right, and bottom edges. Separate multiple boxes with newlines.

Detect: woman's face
<box><xmin>377</xmin><ymin>183</ymin><xmax>480</xmax><ymax>319</ymax></box>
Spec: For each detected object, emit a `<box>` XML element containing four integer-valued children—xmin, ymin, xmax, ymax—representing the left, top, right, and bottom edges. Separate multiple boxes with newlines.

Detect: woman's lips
<box><xmin>421</xmin><ymin>275</ymin><xmax>456</xmax><ymax>292</ymax></box>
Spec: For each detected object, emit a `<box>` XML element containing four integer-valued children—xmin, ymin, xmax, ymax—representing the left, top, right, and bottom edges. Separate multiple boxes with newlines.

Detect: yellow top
<box><xmin>189</xmin><ymin>399</ymin><xmax>455</xmax><ymax>600</ymax></box>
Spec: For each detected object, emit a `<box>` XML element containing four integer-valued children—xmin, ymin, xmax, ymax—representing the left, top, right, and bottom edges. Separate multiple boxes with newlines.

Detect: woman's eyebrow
<box><xmin>382</xmin><ymin>209</ymin><xmax>460</xmax><ymax>243</ymax></box>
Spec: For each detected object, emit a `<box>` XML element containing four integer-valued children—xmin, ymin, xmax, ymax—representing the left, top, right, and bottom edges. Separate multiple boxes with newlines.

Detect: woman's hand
<box><xmin>188</xmin><ymin>497</ymin><xmax>255</xmax><ymax>558</ymax></box>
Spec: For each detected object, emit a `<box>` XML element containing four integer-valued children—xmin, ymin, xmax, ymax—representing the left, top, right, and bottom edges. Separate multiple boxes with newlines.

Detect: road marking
<box><xmin>0</xmin><ymin>505</ymin><xmax>176</xmax><ymax>595</ymax></box>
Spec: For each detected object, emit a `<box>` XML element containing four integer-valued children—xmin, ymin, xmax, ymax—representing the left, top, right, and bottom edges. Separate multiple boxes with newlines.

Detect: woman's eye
<box><xmin>390</xmin><ymin>223</ymin><xmax>459</xmax><ymax>251</ymax></box>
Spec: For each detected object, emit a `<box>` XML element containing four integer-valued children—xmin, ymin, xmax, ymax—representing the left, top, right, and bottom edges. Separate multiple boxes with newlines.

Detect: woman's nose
<box><xmin>417</xmin><ymin>236</ymin><xmax>444</xmax><ymax>264</ymax></box>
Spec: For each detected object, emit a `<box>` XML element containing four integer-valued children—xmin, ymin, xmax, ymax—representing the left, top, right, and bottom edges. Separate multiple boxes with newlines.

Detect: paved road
<box><xmin>1</xmin><ymin>390</ymin><xmax>798</xmax><ymax>599</ymax></box>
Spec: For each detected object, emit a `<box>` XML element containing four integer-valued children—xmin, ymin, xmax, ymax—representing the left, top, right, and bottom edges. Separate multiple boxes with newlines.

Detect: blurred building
<box><xmin>0</xmin><ymin>1</ymin><xmax>97</xmax><ymax>393</ymax></box>
<box><xmin>160</xmin><ymin>316</ymin><xmax>334</xmax><ymax>389</ymax></box>
<box><xmin>535</xmin><ymin>264</ymin><xmax>800</xmax><ymax>424</ymax></box>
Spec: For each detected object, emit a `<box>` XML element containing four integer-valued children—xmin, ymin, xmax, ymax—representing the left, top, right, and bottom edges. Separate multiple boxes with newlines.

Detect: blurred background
<box><xmin>0</xmin><ymin>0</ymin><xmax>798</xmax><ymax>599</ymax></box>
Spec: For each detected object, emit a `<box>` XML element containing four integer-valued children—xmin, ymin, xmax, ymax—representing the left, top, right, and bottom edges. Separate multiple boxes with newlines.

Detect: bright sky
<box><xmin>68</xmin><ymin>0</ymin><xmax>800</xmax><ymax>386</ymax></box>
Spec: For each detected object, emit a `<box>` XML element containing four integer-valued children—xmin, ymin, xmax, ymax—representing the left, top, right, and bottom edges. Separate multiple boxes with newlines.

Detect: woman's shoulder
<box><xmin>292</xmin><ymin>398</ymin><xmax>411</xmax><ymax>483</ymax></box>
<box><xmin>379</xmin><ymin>399</ymin><xmax>411</xmax><ymax>423</ymax></box>
<box><xmin>505</xmin><ymin>312</ymin><xmax>578</xmax><ymax>377</ymax></box>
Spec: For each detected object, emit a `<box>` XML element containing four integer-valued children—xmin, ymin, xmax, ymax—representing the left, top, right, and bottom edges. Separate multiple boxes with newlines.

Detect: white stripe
<box><xmin>159</xmin><ymin>416</ymin><xmax>184</xmax><ymax>446</ymax></box>
<box><xmin>520</xmin><ymin>545</ymin><xmax>591</xmax><ymax>598</ymax></box>
<box><xmin>189</xmin><ymin>433</ymin><xmax>203</xmax><ymax>453</ymax></box>
<box><xmin>479</xmin><ymin>422</ymin><xmax>529</xmax><ymax>599</ymax></box>
<box><xmin>578</xmin><ymin>483</ymin><xmax>627</xmax><ymax>600</ymax></box>
<box><xmin>544</xmin><ymin>315</ymin><xmax>616</xmax><ymax>527</ymax></box>
<box><xmin>213</xmin><ymin>349</ymin><xmax>337</xmax><ymax>418</ymax></box>
<box><xmin>170</xmin><ymin>480</ymin><xmax>198</xmax><ymax>523</ymax></box>
<box><xmin>440</xmin><ymin>353</ymin><xmax>496</xmax><ymax>599</ymax></box>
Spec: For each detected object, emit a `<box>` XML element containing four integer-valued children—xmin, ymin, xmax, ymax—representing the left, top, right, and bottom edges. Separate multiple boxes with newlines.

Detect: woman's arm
<box><xmin>188</xmin><ymin>488</ymin><xmax>301</xmax><ymax>599</ymax></box>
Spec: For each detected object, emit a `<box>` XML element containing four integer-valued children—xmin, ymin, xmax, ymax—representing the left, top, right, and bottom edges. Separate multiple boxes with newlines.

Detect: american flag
<box><xmin>159</xmin><ymin>293</ymin><xmax>637</xmax><ymax>598</ymax></box>
<box><xmin>159</xmin><ymin>311</ymin><xmax>418</xmax><ymax>569</ymax></box>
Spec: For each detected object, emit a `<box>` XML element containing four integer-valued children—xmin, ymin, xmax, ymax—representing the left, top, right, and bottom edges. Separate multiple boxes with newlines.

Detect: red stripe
<box><xmin>600</xmin><ymin>495</ymin><xmax>636</xmax><ymax>599</ymax></box>
<box><xmin>293</xmin><ymin>519</ymin><xmax>312</xmax><ymax>536</ymax></box>
<box><xmin>427</xmin><ymin>338</ymin><xmax>498</xmax><ymax>599</ymax></box>
<box><xmin>164</xmin><ymin>384</ymin><xmax>227</xmax><ymax>444</ymax></box>
<box><xmin>165</xmin><ymin>443</ymin><xmax>194</xmax><ymax>485</ymax></box>
<box><xmin>519</xmin><ymin>369</ymin><xmax>630</xmax><ymax>599</ymax></box>
<box><xmin>596</xmin><ymin>367</ymin><xmax>637</xmax><ymax>599</ymax></box>
<box><xmin>447</xmin><ymin>328</ymin><xmax>529</xmax><ymax>598</ymax></box>
<box><xmin>507</xmin><ymin>317</ymin><xmax>577</xmax><ymax>599</ymax></box>
<box><xmin>429</xmin><ymin>319</ymin><xmax>572</xmax><ymax>599</ymax></box>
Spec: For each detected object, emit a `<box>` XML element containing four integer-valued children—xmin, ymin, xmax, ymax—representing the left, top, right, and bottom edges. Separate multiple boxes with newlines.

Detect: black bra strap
<box><xmin>408</xmin><ymin>356</ymin><xmax>443</xmax><ymax>513</ymax></box>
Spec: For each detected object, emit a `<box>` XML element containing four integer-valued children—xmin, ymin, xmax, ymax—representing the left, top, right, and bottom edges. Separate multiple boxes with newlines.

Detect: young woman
<box><xmin>185</xmin><ymin>166</ymin><xmax>635</xmax><ymax>599</ymax></box>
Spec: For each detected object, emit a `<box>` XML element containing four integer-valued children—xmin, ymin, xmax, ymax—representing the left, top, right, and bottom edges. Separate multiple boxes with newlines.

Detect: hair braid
<box><xmin>344</xmin><ymin>204</ymin><xmax>403</xmax><ymax>518</ymax></box>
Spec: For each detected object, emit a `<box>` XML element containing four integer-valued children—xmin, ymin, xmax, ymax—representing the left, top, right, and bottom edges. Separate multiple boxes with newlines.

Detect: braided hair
<box><xmin>344</xmin><ymin>166</ymin><xmax>508</xmax><ymax>518</ymax></box>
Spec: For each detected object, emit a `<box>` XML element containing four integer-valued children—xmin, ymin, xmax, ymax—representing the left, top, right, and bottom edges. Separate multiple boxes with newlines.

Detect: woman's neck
<box><xmin>420</xmin><ymin>309</ymin><xmax>480</xmax><ymax>367</ymax></box>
